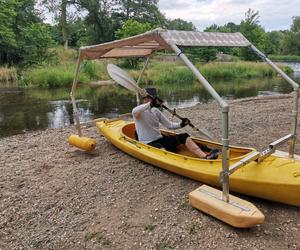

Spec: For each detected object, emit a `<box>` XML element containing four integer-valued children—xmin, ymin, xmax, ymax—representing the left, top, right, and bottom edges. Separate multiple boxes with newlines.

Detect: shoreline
<box><xmin>0</xmin><ymin>93</ymin><xmax>299</xmax><ymax>249</ymax></box>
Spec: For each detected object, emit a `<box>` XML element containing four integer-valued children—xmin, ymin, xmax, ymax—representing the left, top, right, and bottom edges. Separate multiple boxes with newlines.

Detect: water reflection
<box><xmin>0</xmin><ymin>71</ymin><xmax>299</xmax><ymax>137</ymax></box>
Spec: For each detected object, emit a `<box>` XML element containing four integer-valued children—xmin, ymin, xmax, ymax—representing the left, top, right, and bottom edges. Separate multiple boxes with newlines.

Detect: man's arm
<box><xmin>132</xmin><ymin>103</ymin><xmax>151</xmax><ymax>118</ymax></box>
<box><xmin>155</xmin><ymin>109</ymin><xmax>181</xmax><ymax>129</ymax></box>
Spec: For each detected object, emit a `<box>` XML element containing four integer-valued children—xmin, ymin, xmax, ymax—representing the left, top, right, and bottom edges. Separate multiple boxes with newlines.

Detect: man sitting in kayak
<box><xmin>132</xmin><ymin>88</ymin><xmax>218</xmax><ymax>159</ymax></box>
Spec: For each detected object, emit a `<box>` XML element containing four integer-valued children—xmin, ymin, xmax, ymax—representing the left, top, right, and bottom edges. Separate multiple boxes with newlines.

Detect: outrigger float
<box><xmin>69</xmin><ymin>29</ymin><xmax>300</xmax><ymax>228</ymax></box>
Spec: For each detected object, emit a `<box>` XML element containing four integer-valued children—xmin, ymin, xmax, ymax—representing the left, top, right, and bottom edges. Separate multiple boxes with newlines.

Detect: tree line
<box><xmin>1</xmin><ymin>0</ymin><xmax>299</xmax><ymax>66</ymax></box>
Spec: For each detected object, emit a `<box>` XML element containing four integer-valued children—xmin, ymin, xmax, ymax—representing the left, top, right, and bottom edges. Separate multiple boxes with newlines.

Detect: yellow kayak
<box><xmin>97</xmin><ymin>119</ymin><xmax>300</xmax><ymax>206</ymax></box>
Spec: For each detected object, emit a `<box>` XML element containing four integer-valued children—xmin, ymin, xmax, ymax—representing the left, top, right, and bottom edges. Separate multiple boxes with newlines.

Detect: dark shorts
<box><xmin>148</xmin><ymin>133</ymin><xmax>189</xmax><ymax>152</ymax></box>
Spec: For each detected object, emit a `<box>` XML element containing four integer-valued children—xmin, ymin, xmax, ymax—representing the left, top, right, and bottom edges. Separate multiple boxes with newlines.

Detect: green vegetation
<box><xmin>156</xmin><ymin>242</ymin><xmax>172</xmax><ymax>250</ymax></box>
<box><xmin>131</xmin><ymin>60</ymin><xmax>293</xmax><ymax>85</ymax></box>
<box><xmin>0</xmin><ymin>66</ymin><xmax>17</xmax><ymax>82</ymax></box>
<box><xmin>0</xmin><ymin>1</ymin><xmax>299</xmax><ymax>87</ymax></box>
<box><xmin>20</xmin><ymin>47</ymin><xmax>110</xmax><ymax>88</ymax></box>
<box><xmin>144</xmin><ymin>224</ymin><xmax>156</xmax><ymax>231</ymax></box>
<box><xmin>84</xmin><ymin>231</ymin><xmax>110</xmax><ymax>245</ymax></box>
<box><xmin>268</xmin><ymin>55</ymin><xmax>300</xmax><ymax>62</ymax></box>
<box><xmin>18</xmin><ymin>45</ymin><xmax>293</xmax><ymax>88</ymax></box>
<box><xmin>197</xmin><ymin>62</ymin><xmax>293</xmax><ymax>79</ymax></box>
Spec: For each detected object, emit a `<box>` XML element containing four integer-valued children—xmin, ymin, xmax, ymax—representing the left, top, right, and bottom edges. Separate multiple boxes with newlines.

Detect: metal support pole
<box><xmin>70</xmin><ymin>54</ymin><xmax>82</xmax><ymax>136</ymax></box>
<box><xmin>136</xmin><ymin>55</ymin><xmax>152</xmax><ymax>105</ymax></box>
<box><xmin>169</xmin><ymin>43</ymin><xmax>230</xmax><ymax>202</ymax></box>
<box><xmin>250</xmin><ymin>45</ymin><xmax>299</xmax><ymax>158</ymax></box>
<box><xmin>289</xmin><ymin>88</ymin><xmax>299</xmax><ymax>157</ymax></box>
<box><xmin>221</xmin><ymin>107</ymin><xmax>230</xmax><ymax>202</ymax></box>
<box><xmin>169</xmin><ymin>44</ymin><xmax>227</xmax><ymax>108</ymax></box>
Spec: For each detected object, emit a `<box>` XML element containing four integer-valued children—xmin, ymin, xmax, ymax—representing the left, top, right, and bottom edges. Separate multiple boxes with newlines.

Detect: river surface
<box><xmin>0</xmin><ymin>62</ymin><xmax>299</xmax><ymax>138</ymax></box>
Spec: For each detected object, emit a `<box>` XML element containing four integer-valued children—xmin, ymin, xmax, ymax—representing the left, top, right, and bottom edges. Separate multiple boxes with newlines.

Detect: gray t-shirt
<box><xmin>132</xmin><ymin>102</ymin><xmax>181</xmax><ymax>144</ymax></box>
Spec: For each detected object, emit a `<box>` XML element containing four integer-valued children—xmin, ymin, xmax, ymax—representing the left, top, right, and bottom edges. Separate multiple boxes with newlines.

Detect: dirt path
<box><xmin>0</xmin><ymin>94</ymin><xmax>299</xmax><ymax>250</ymax></box>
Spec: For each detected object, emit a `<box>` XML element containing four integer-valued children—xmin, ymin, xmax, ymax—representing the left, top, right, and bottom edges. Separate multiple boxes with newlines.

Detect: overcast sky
<box><xmin>158</xmin><ymin>0</ymin><xmax>300</xmax><ymax>31</ymax></box>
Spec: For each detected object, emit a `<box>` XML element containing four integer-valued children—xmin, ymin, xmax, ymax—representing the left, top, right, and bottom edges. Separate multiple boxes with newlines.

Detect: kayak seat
<box><xmin>122</xmin><ymin>123</ymin><xmax>138</xmax><ymax>140</ymax></box>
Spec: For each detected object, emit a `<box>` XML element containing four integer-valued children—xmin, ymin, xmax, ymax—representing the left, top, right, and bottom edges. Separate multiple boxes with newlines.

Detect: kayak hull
<box><xmin>97</xmin><ymin>119</ymin><xmax>300</xmax><ymax>206</ymax></box>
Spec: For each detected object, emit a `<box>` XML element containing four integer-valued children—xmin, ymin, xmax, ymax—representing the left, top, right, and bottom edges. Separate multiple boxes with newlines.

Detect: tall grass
<box><xmin>21</xmin><ymin>60</ymin><xmax>110</xmax><ymax>88</ymax></box>
<box><xmin>0</xmin><ymin>66</ymin><xmax>18</xmax><ymax>82</ymax></box>
<box><xmin>269</xmin><ymin>55</ymin><xmax>300</xmax><ymax>62</ymax></box>
<box><xmin>22</xmin><ymin>65</ymin><xmax>89</xmax><ymax>88</ymax></box>
<box><xmin>20</xmin><ymin>46</ymin><xmax>111</xmax><ymax>88</ymax></box>
<box><xmin>197</xmin><ymin>62</ymin><xmax>280</xmax><ymax>79</ymax></box>
<box><xmin>20</xmin><ymin>46</ymin><xmax>294</xmax><ymax>88</ymax></box>
<box><xmin>130</xmin><ymin>61</ymin><xmax>293</xmax><ymax>85</ymax></box>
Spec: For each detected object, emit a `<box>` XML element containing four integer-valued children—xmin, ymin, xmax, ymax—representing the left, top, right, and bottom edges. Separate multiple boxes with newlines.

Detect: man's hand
<box><xmin>180</xmin><ymin>118</ymin><xmax>190</xmax><ymax>127</ymax></box>
<box><xmin>150</xmin><ymin>97</ymin><xmax>162</xmax><ymax>108</ymax></box>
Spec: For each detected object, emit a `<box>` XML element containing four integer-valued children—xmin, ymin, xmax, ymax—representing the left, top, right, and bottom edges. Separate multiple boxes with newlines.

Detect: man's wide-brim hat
<box><xmin>145</xmin><ymin>87</ymin><xmax>158</xmax><ymax>98</ymax></box>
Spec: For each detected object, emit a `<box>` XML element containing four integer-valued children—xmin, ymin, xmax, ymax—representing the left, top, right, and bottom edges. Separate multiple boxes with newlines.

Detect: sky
<box><xmin>158</xmin><ymin>0</ymin><xmax>300</xmax><ymax>31</ymax></box>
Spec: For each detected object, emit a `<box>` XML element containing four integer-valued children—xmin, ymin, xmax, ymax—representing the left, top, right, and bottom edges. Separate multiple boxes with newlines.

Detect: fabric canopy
<box><xmin>79</xmin><ymin>28</ymin><xmax>251</xmax><ymax>60</ymax></box>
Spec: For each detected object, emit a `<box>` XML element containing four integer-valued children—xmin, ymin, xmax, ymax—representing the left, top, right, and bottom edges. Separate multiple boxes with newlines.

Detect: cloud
<box><xmin>159</xmin><ymin>0</ymin><xmax>300</xmax><ymax>31</ymax></box>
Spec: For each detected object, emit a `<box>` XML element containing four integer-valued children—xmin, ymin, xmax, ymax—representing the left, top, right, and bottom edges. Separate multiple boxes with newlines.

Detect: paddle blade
<box><xmin>107</xmin><ymin>64</ymin><xmax>147</xmax><ymax>96</ymax></box>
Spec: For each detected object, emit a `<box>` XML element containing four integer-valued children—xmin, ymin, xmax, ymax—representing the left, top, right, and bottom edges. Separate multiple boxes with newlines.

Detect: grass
<box><xmin>144</xmin><ymin>224</ymin><xmax>156</xmax><ymax>231</ymax></box>
<box><xmin>20</xmin><ymin>46</ymin><xmax>110</xmax><ymax>88</ymax></box>
<box><xmin>0</xmin><ymin>66</ymin><xmax>18</xmax><ymax>82</ymax></box>
<box><xmin>129</xmin><ymin>61</ymin><xmax>293</xmax><ymax>85</ymax></box>
<box><xmin>269</xmin><ymin>54</ymin><xmax>300</xmax><ymax>62</ymax></box>
<box><xmin>156</xmin><ymin>242</ymin><xmax>172</xmax><ymax>250</ymax></box>
<box><xmin>18</xmin><ymin>46</ymin><xmax>294</xmax><ymax>88</ymax></box>
<box><xmin>21</xmin><ymin>61</ymin><xmax>110</xmax><ymax>88</ymax></box>
<box><xmin>84</xmin><ymin>231</ymin><xmax>111</xmax><ymax>245</ymax></box>
<box><xmin>197</xmin><ymin>61</ymin><xmax>292</xmax><ymax>79</ymax></box>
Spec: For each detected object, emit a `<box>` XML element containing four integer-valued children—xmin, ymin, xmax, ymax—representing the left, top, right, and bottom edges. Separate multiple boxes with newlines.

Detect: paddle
<box><xmin>107</xmin><ymin>64</ymin><xmax>215</xmax><ymax>140</ymax></box>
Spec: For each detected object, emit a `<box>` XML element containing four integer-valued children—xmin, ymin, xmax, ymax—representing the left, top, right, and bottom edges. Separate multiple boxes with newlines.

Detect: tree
<box><xmin>239</xmin><ymin>9</ymin><xmax>266</xmax><ymax>60</ymax></box>
<box><xmin>115</xmin><ymin>20</ymin><xmax>152</xmax><ymax>68</ymax></box>
<box><xmin>265</xmin><ymin>31</ymin><xmax>284</xmax><ymax>55</ymax></box>
<box><xmin>40</xmin><ymin>0</ymin><xmax>80</xmax><ymax>50</ymax></box>
<box><xmin>115</xmin><ymin>19</ymin><xmax>152</xmax><ymax>38</ymax></box>
<box><xmin>116</xmin><ymin>0</ymin><xmax>165</xmax><ymax>26</ymax></box>
<box><xmin>291</xmin><ymin>16</ymin><xmax>300</xmax><ymax>33</ymax></box>
<box><xmin>19</xmin><ymin>23</ymin><xmax>55</xmax><ymax>65</ymax></box>
<box><xmin>280</xmin><ymin>16</ymin><xmax>300</xmax><ymax>55</ymax></box>
<box><xmin>224</xmin><ymin>22</ymin><xmax>240</xmax><ymax>32</ymax></box>
<box><xmin>0</xmin><ymin>0</ymin><xmax>18</xmax><ymax>64</ymax></box>
<box><xmin>0</xmin><ymin>0</ymin><xmax>47</xmax><ymax>65</ymax></box>
<box><xmin>165</xmin><ymin>18</ymin><xmax>196</xmax><ymax>31</ymax></box>
<box><xmin>79</xmin><ymin>0</ymin><xmax>119</xmax><ymax>44</ymax></box>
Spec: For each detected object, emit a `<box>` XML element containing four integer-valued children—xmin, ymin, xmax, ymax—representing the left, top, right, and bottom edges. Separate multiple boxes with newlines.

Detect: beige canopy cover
<box><xmin>79</xmin><ymin>28</ymin><xmax>251</xmax><ymax>60</ymax></box>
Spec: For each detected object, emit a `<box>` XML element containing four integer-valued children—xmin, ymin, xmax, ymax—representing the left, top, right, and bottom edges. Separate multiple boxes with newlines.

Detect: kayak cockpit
<box><xmin>121</xmin><ymin>123</ymin><xmax>254</xmax><ymax>159</ymax></box>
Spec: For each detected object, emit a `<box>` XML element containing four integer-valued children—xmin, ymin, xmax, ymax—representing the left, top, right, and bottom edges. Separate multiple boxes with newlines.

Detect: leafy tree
<box><xmin>281</xmin><ymin>16</ymin><xmax>300</xmax><ymax>55</ymax></box>
<box><xmin>265</xmin><ymin>31</ymin><xmax>284</xmax><ymax>55</ymax></box>
<box><xmin>0</xmin><ymin>0</ymin><xmax>46</xmax><ymax>65</ymax></box>
<box><xmin>291</xmin><ymin>16</ymin><xmax>300</xmax><ymax>33</ymax></box>
<box><xmin>239</xmin><ymin>9</ymin><xmax>266</xmax><ymax>60</ymax></box>
<box><xmin>224</xmin><ymin>22</ymin><xmax>240</xmax><ymax>32</ymax></box>
<box><xmin>115</xmin><ymin>19</ymin><xmax>152</xmax><ymax>38</ymax></box>
<box><xmin>115</xmin><ymin>20</ymin><xmax>152</xmax><ymax>68</ymax></box>
<box><xmin>0</xmin><ymin>0</ymin><xmax>18</xmax><ymax>64</ymax></box>
<box><xmin>19</xmin><ymin>23</ymin><xmax>55</xmax><ymax>65</ymax></box>
<box><xmin>165</xmin><ymin>18</ymin><xmax>196</xmax><ymax>31</ymax></box>
<box><xmin>116</xmin><ymin>0</ymin><xmax>165</xmax><ymax>26</ymax></box>
<box><xmin>40</xmin><ymin>0</ymin><xmax>80</xmax><ymax>50</ymax></box>
<box><xmin>79</xmin><ymin>0</ymin><xmax>119</xmax><ymax>44</ymax></box>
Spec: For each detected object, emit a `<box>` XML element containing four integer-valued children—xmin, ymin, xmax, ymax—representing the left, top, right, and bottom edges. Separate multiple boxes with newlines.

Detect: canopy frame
<box><xmin>70</xmin><ymin>28</ymin><xmax>299</xmax><ymax>204</ymax></box>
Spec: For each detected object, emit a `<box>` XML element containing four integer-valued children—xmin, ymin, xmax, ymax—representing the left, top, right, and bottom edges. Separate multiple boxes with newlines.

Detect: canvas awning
<box><xmin>79</xmin><ymin>28</ymin><xmax>251</xmax><ymax>60</ymax></box>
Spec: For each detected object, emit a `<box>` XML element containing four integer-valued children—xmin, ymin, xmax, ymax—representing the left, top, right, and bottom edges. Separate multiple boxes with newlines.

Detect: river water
<box><xmin>0</xmin><ymin>63</ymin><xmax>299</xmax><ymax>138</ymax></box>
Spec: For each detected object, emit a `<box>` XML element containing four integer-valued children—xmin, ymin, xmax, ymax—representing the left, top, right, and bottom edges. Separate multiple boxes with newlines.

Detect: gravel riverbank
<box><xmin>0</xmin><ymin>94</ymin><xmax>299</xmax><ymax>249</ymax></box>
